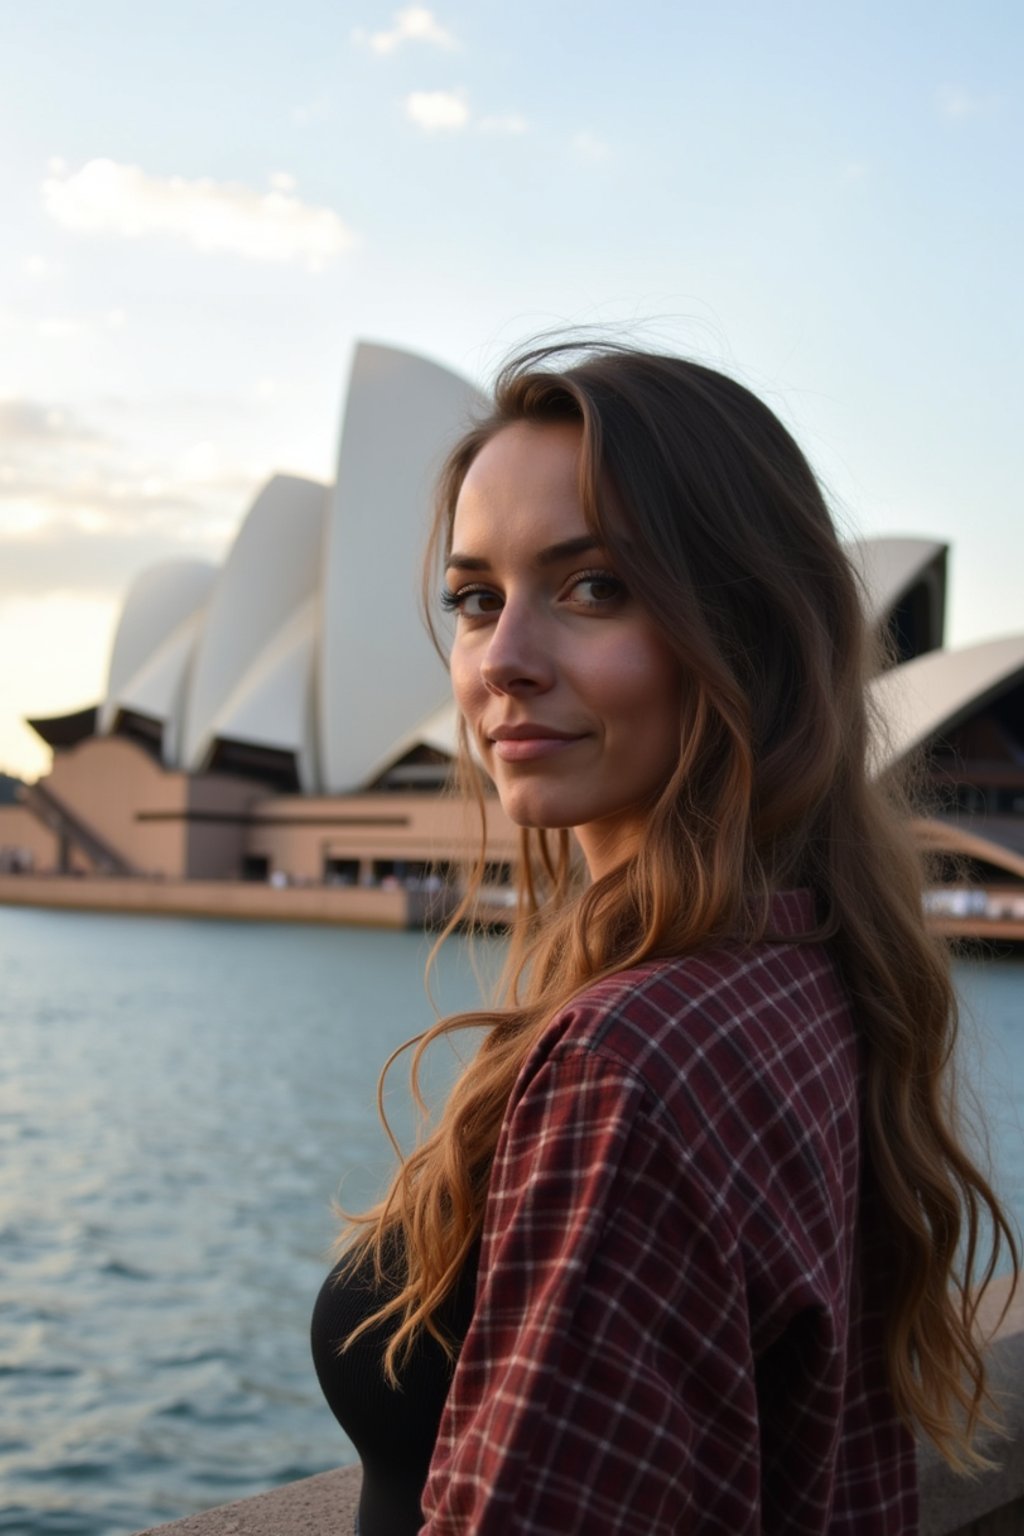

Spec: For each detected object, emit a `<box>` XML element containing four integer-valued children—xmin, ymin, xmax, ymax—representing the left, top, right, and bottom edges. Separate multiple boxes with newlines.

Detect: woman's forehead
<box><xmin>460</xmin><ymin>419</ymin><xmax>583</xmax><ymax>492</ymax></box>
<box><xmin>451</xmin><ymin>420</ymin><xmax>589</xmax><ymax>551</ymax></box>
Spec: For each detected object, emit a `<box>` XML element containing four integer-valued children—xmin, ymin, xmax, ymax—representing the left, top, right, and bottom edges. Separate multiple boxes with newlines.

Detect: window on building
<box><xmin>324</xmin><ymin>857</ymin><xmax>360</xmax><ymax>885</ymax></box>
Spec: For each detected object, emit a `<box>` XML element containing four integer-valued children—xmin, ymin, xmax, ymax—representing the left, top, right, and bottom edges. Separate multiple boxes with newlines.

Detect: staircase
<box><xmin>19</xmin><ymin>780</ymin><xmax>141</xmax><ymax>876</ymax></box>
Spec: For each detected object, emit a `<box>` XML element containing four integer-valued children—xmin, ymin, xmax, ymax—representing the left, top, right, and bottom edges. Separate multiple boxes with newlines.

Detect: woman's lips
<box><xmin>491</xmin><ymin>735</ymin><xmax>583</xmax><ymax>762</ymax></box>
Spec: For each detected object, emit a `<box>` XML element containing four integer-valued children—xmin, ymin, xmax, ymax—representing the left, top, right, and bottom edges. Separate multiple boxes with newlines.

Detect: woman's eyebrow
<box><xmin>446</xmin><ymin>535</ymin><xmax>601</xmax><ymax>572</ymax></box>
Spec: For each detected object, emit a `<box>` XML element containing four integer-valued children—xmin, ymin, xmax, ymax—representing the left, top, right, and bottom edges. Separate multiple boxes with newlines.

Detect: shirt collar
<box><xmin>765</xmin><ymin>888</ymin><xmax>819</xmax><ymax>940</ymax></box>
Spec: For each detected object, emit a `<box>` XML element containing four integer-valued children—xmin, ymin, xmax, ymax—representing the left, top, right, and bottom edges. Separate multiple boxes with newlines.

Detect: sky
<box><xmin>1</xmin><ymin>0</ymin><xmax>1021</xmax><ymax>780</ymax></box>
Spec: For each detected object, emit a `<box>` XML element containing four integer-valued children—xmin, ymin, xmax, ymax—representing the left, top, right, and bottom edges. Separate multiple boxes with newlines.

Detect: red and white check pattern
<box><xmin>422</xmin><ymin>892</ymin><xmax>918</xmax><ymax>1534</ymax></box>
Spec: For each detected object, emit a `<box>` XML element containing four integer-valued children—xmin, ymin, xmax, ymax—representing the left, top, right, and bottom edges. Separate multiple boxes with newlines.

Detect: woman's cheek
<box><xmin>450</xmin><ymin>643</ymin><xmax>484</xmax><ymax>722</ymax></box>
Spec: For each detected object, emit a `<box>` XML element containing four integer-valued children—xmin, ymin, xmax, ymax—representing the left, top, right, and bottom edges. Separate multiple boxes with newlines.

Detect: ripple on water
<box><xmin>0</xmin><ymin>1511</ymin><xmax>105</xmax><ymax>1536</ymax></box>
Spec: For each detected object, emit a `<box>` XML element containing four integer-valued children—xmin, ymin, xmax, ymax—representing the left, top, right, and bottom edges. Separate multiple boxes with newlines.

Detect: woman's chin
<box><xmin>497</xmin><ymin>793</ymin><xmax>579</xmax><ymax>832</ymax></box>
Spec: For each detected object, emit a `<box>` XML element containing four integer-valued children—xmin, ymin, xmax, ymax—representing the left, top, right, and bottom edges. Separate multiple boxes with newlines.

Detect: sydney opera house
<box><xmin>1</xmin><ymin>342</ymin><xmax>1022</xmax><ymax>932</ymax></box>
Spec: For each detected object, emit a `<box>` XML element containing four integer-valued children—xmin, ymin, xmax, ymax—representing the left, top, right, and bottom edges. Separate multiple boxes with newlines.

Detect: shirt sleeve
<box><xmin>420</xmin><ymin>1042</ymin><xmax>764</xmax><ymax>1535</ymax></box>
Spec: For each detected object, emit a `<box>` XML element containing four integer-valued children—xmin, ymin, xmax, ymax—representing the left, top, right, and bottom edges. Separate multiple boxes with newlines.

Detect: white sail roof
<box><xmin>845</xmin><ymin>535</ymin><xmax>947</xmax><ymax>655</ymax></box>
<box><xmin>99</xmin><ymin>559</ymin><xmax>216</xmax><ymax>738</ymax></box>
<box><xmin>108</xmin><ymin>609</ymin><xmax>206</xmax><ymax>767</ymax></box>
<box><xmin>181</xmin><ymin>473</ymin><xmax>328</xmax><ymax>773</ymax></box>
<box><xmin>362</xmin><ymin>698</ymin><xmax>461</xmax><ymax>784</ymax></box>
<box><xmin>869</xmin><ymin>634</ymin><xmax>1024</xmax><ymax>774</ymax></box>
<box><xmin>197</xmin><ymin>598</ymin><xmax>319</xmax><ymax>792</ymax></box>
<box><xmin>318</xmin><ymin>342</ymin><xmax>486</xmax><ymax>792</ymax></box>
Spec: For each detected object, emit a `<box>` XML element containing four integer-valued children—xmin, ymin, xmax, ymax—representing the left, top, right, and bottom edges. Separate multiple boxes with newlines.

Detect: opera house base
<box><xmin>2</xmin><ymin>870</ymin><xmax>1022</xmax><ymax>947</ymax></box>
<box><xmin>0</xmin><ymin>733</ymin><xmax>522</xmax><ymax>930</ymax></box>
<box><xmin>131</xmin><ymin>1277</ymin><xmax>1024</xmax><ymax>1536</ymax></box>
<box><xmin>0</xmin><ymin>872</ymin><xmax>451</xmax><ymax>929</ymax></box>
<box><xmin>928</xmin><ymin>915</ymin><xmax>1024</xmax><ymax>948</ymax></box>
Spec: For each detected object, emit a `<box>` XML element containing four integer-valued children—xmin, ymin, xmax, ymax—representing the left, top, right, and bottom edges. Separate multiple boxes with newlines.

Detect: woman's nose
<box><xmin>479</xmin><ymin>604</ymin><xmax>555</xmax><ymax>696</ymax></box>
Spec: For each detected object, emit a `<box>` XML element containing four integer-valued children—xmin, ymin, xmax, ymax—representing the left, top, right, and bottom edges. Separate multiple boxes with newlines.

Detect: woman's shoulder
<box><xmin>531</xmin><ymin>891</ymin><xmax>855</xmax><ymax>1103</ymax></box>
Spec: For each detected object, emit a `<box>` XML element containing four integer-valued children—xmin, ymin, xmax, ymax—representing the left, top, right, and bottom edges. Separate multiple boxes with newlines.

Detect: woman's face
<box><xmin>447</xmin><ymin>420</ymin><xmax>683</xmax><ymax>879</ymax></box>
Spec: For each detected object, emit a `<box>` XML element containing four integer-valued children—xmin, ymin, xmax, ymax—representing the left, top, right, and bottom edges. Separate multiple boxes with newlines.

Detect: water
<box><xmin>0</xmin><ymin>908</ymin><xmax>1021</xmax><ymax>1536</ymax></box>
<box><xmin>0</xmin><ymin>909</ymin><xmax>492</xmax><ymax>1536</ymax></box>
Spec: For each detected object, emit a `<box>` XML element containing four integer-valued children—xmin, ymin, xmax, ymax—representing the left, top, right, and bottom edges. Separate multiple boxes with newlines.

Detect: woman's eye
<box><xmin>570</xmin><ymin>572</ymin><xmax>625</xmax><ymax>607</ymax></box>
<box><xmin>440</xmin><ymin>586</ymin><xmax>502</xmax><ymax>618</ymax></box>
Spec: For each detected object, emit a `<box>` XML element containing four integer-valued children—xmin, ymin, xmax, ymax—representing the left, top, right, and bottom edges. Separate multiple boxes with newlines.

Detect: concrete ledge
<box><xmin>135</xmin><ymin>1464</ymin><xmax>362</xmax><ymax>1535</ymax></box>
<box><xmin>919</xmin><ymin>1308</ymin><xmax>1024</xmax><ymax>1536</ymax></box>
<box><xmin>135</xmin><ymin>1281</ymin><xmax>1023</xmax><ymax>1536</ymax></box>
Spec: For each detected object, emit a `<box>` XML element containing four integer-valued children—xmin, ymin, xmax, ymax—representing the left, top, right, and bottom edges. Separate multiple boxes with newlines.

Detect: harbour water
<box><xmin>0</xmin><ymin>907</ymin><xmax>1021</xmax><ymax>1536</ymax></box>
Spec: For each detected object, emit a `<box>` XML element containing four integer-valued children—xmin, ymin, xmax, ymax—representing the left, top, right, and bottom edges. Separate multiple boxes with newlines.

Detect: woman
<box><xmin>312</xmin><ymin>342</ymin><xmax>1018</xmax><ymax>1535</ymax></box>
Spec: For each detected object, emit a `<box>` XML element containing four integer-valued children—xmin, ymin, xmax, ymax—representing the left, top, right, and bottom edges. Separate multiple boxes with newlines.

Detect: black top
<box><xmin>311</xmin><ymin>1240</ymin><xmax>479</xmax><ymax>1536</ymax></box>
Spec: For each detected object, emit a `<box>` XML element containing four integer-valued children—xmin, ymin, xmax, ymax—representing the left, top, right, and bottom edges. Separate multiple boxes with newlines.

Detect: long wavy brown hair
<box><xmin>339</xmin><ymin>341</ymin><xmax>1019</xmax><ymax>1468</ymax></box>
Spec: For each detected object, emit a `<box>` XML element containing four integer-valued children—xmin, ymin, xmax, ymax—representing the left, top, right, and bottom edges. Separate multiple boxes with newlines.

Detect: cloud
<box><xmin>41</xmin><ymin>159</ymin><xmax>356</xmax><ymax>271</ymax></box>
<box><xmin>0</xmin><ymin>400</ymin><xmax>102</xmax><ymax>445</ymax></box>
<box><xmin>0</xmin><ymin>469</ymin><xmax>249</xmax><ymax>603</ymax></box>
<box><xmin>0</xmin><ymin>392</ymin><xmax>265</xmax><ymax>599</ymax></box>
<box><xmin>23</xmin><ymin>255</ymin><xmax>63</xmax><ymax>279</ymax></box>
<box><xmin>405</xmin><ymin>89</ymin><xmax>469</xmax><ymax>132</ymax></box>
<box><xmin>37</xmin><ymin>316</ymin><xmax>89</xmax><ymax>341</ymax></box>
<box><xmin>937</xmin><ymin>85</ymin><xmax>999</xmax><ymax>119</ymax></box>
<box><xmin>569</xmin><ymin>130</ymin><xmax>611</xmax><ymax>163</ymax></box>
<box><xmin>0</xmin><ymin>456</ymin><xmax>258</xmax><ymax>521</ymax></box>
<box><xmin>403</xmin><ymin>93</ymin><xmax>526</xmax><ymax>135</ymax></box>
<box><xmin>356</xmin><ymin>6</ymin><xmax>457</xmax><ymax>53</ymax></box>
<box><xmin>0</xmin><ymin>470</ymin><xmax>200</xmax><ymax>519</ymax></box>
<box><xmin>478</xmin><ymin>114</ymin><xmax>528</xmax><ymax>136</ymax></box>
<box><xmin>0</xmin><ymin>430</ymin><xmax>240</xmax><ymax>602</ymax></box>
<box><xmin>0</xmin><ymin>522</ymin><xmax>219</xmax><ymax>599</ymax></box>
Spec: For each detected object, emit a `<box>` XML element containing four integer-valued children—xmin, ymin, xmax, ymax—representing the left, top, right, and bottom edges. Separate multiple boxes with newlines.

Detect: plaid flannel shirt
<box><xmin>421</xmin><ymin>891</ymin><xmax>917</xmax><ymax>1534</ymax></box>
